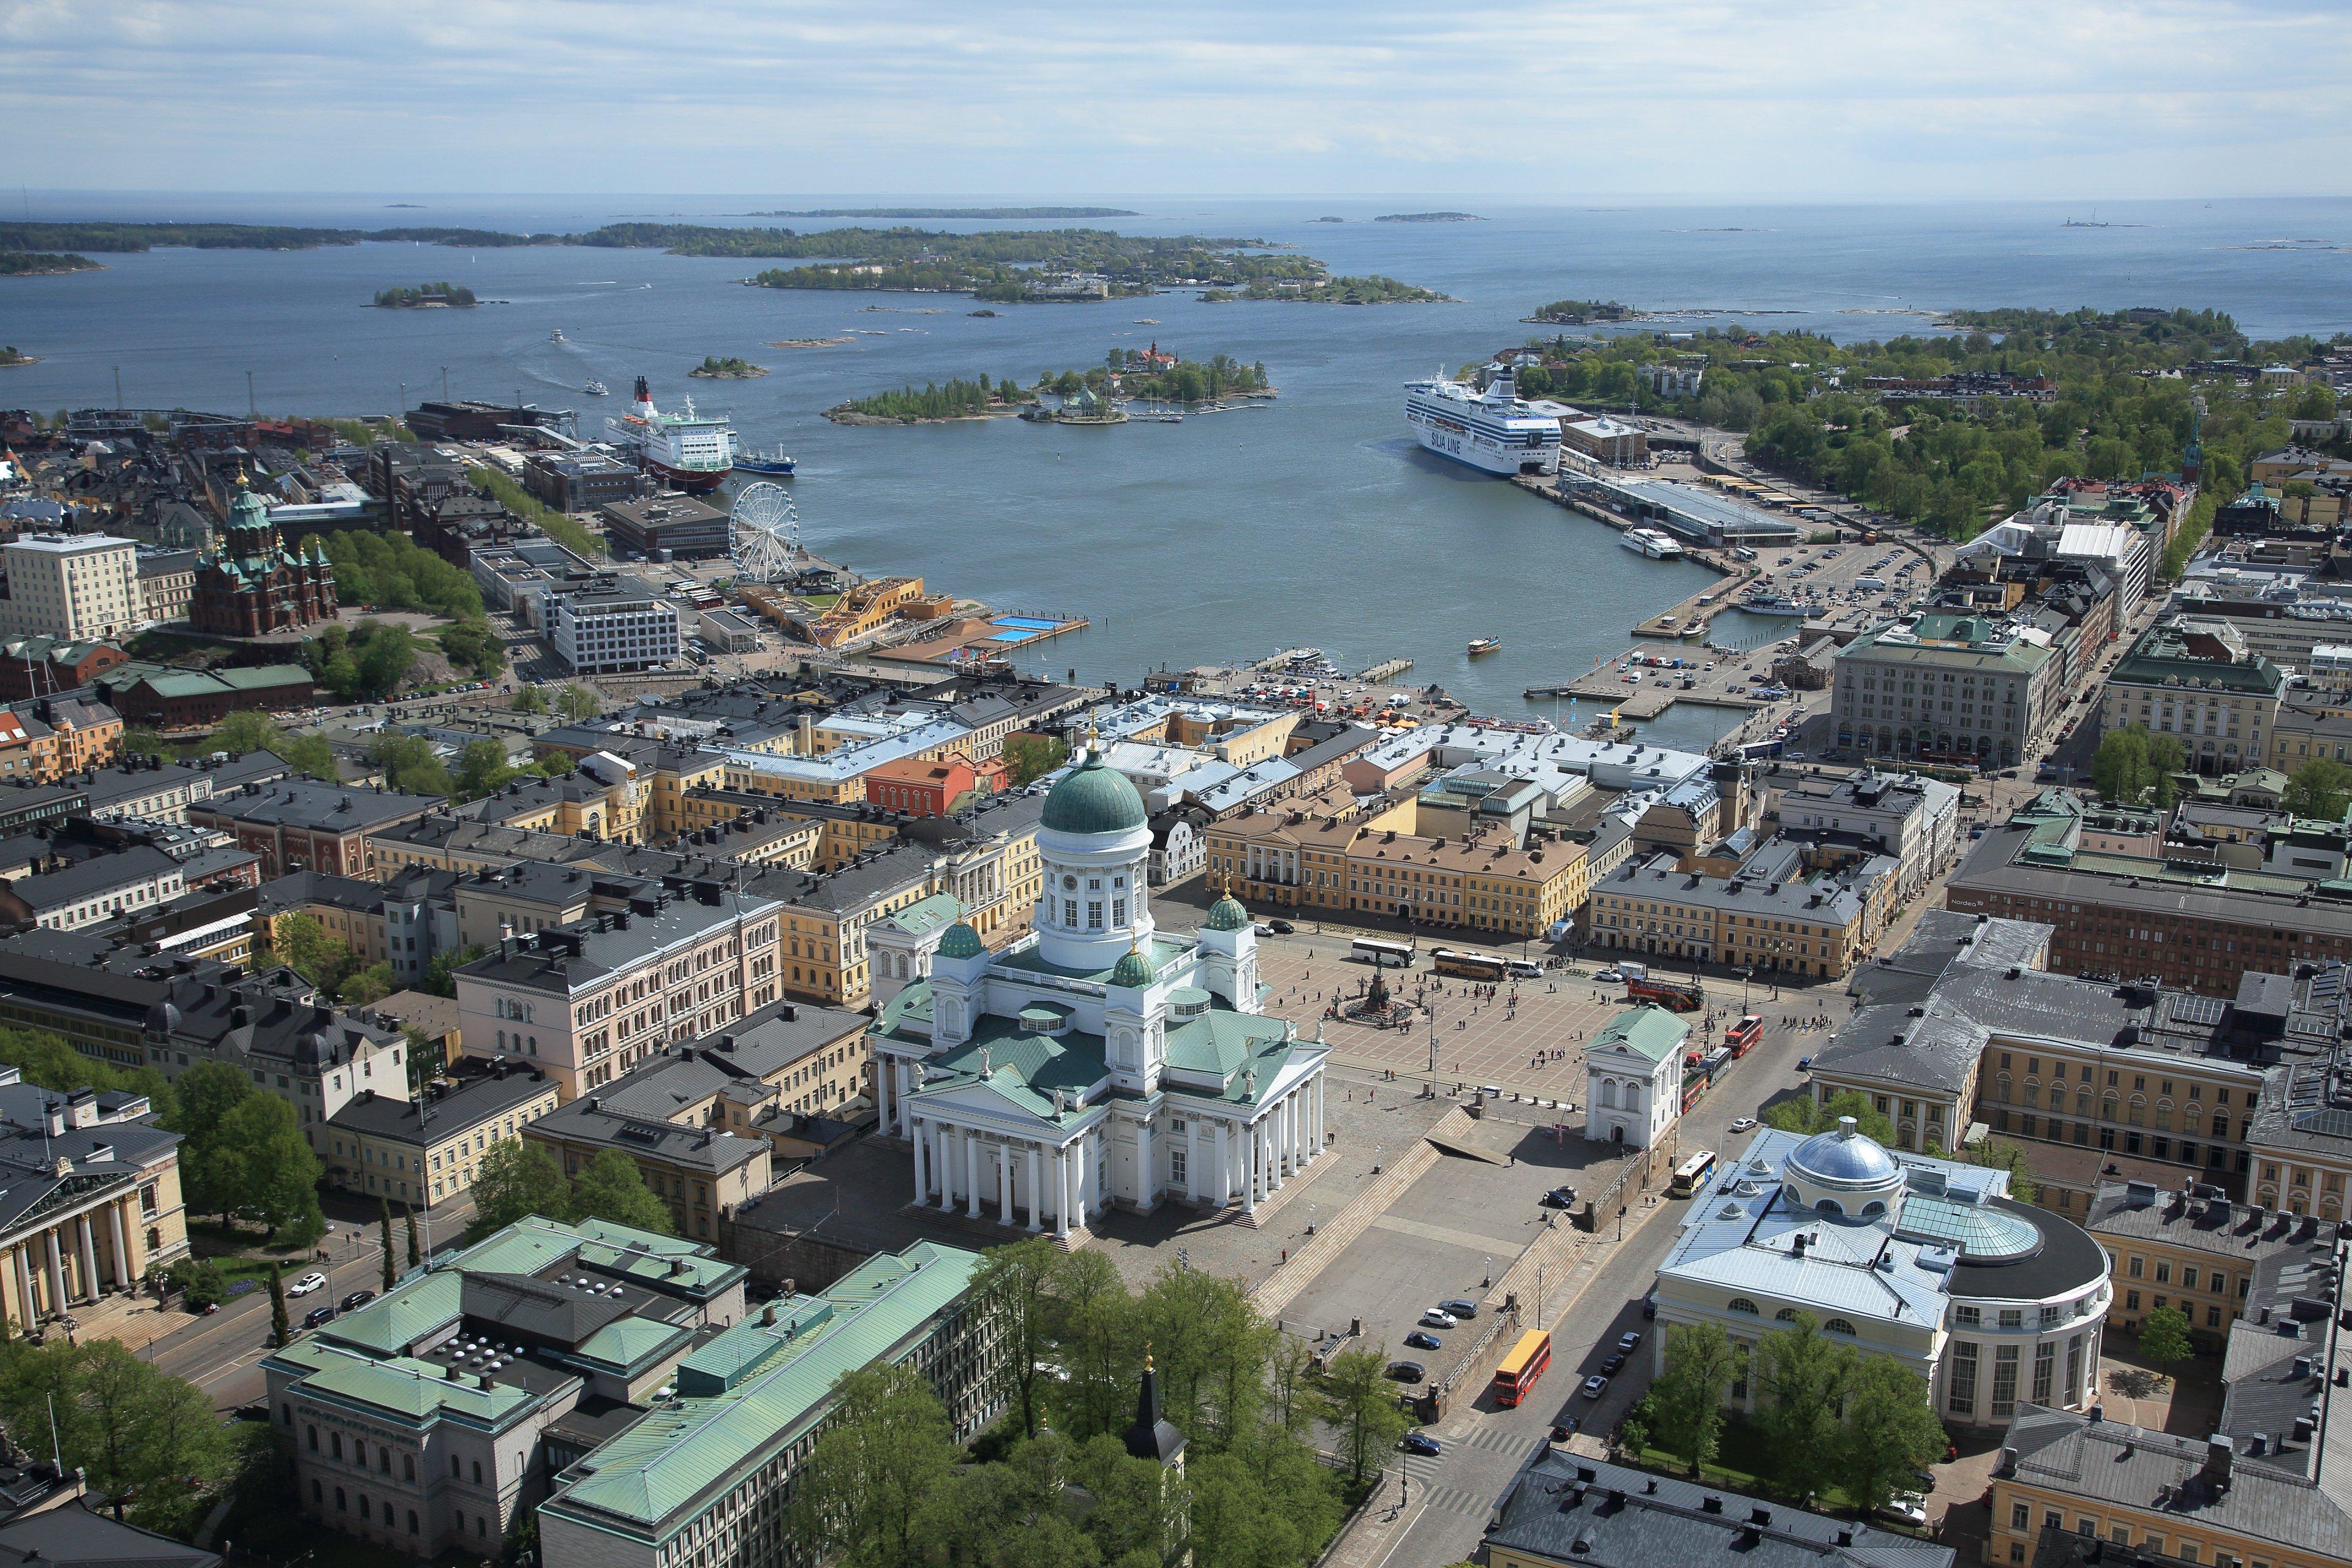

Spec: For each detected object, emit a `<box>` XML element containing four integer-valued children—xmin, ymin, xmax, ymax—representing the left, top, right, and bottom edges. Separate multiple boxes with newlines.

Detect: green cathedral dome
<box><xmin>1041</xmin><ymin>749</ymin><xmax>1147</xmax><ymax>835</ymax></box>
<box><xmin>1205</xmin><ymin>892</ymin><xmax>1250</xmax><ymax>932</ymax></box>
<box><xmin>1110</xmin><ymin>947</ymin><xmax>1156</xmax><ymax>988</ymax></box>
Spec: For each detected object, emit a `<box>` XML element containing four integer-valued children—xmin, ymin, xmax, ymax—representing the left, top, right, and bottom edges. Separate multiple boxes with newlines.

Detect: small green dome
<box><xmin>1041</xmin><ymin>750</ymin><xmax>1147</xmax><ymax>836</ymax></box>
<box><xmin>938</xmin><ymin>921</ymin><xmax>985</xmax><ymax>960</ymax></box>
<box><xmin>1110</xmin><ymin>947</ymin><xmax>1156</xmax><ymax>988</ymax></box>
<box><xmin>228</xmin><ymin>479</ymin><xmax>269</xmax><ymax>530</ymax></box>
<box><xmin>1205</xmin><ymin>892</ymin><xmax>1250</xmax><ymax>932</ymax></box>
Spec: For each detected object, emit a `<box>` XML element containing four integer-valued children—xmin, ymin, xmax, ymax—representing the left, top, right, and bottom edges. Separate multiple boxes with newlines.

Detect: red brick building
<box><xmin>863</xmin><ymin>753</ymin><xmax>991</xmax><ymax>817</ymax></box>
<box><xmin>189</xmin><ymin>478</ymin><xmax>337</xmax><ymax>638</ymax></box>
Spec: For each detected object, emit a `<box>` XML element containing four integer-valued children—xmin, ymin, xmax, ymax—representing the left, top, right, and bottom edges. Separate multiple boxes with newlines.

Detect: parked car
<box><xmin>1540</xmin><ymin>1186</ymin><xmax>1578</xmax><ymax>1209</ymax></box>
<box><xmin>1796</xmin><ymin>1057</ymin><xmax>1813</xmax><ymax>1072</ymax></box>
<box><xmin>1438</xmin><ymin>1298</ymin><xmax>1479</xmax><ymax>1320</ymax></box>
<box><xmin>1601</xmin><ymin>1352</ymin><xmax>1627</xmax><ymax>1375</ymax></box>
<box><xmin>339</xmin><ymin>1289</ymin><xmax>376</xmax><ymax>1313</ymax></box>
<box><xmin>303</xmin><ymin>1305</ymin><xmax>337</xmax><ymax>1329</ymax></box>
<box><xmin>1594</xmin><ymin>968</ymin><xmax>1623</xmax><ymax>982</ymax></box>
<box><xmin>1267</xmin><ymin>919</ymin><xmax>1295</xmax><ymax>935</ymax></box>
<box><xmin>1404</xmin><ymin>1330</ymin><xmax>1442</xmax><ymax>1351</ymax></box>
<box><xmin>1616</xmin><ymin>1330</ymin><xmax>1643</xmax><ymax>1354</ymax></box>
<box><xmin>1398</xmin><ymin>1433</ymin><xmax>1442</xmax><ymax>1457</ymax></box>
<box><xmin>1729</xmin><ymin>1117</ymin><xmax>1758</xmax><ymax>1134</ymax></box>
<box><xmin>288</xmin><ymin>1271</ymin><xmax>329</xmax><ymax>1297</ymax></box>
<box><xmin>1641</xmin><ymin>1293</ymin><xmax>1657</xmax><ymax>1319</ymax></box>
<box><xmin>1580</xmin><ymin>1374</ymin><xmax>1610</xmax><ymax>1400</ymax></box>
<box><xmin>1385</xmin><ymin>1361</ymin><xmax>1427</xmax><ymax>1385</ymax></box>
<box><xmin>1549</xmin><ymin>1420</ymin><xmax>1578</xmax><ymax>1443</ymax></box>
<box><xmin>1419</xmin><ymin>1308</ymin><xmax>1458</xmax><ymax>1330</ymax></box>
<box><xmin>1877</xmin><ymin>1496</ymin><xmax>1929</xmax><ymax>1528</ymax></box>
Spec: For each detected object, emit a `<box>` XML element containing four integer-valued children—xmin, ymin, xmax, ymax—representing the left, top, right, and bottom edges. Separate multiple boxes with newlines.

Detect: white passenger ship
<box><xmin>1404</xmin><ymin>370</ymin><xmax>1561</xmax><ymax>476</ymax></box>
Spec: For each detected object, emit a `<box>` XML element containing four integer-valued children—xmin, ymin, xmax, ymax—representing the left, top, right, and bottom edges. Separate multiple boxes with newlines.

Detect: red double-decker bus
<box><xmin>1493</xmin><ymin>1330</ymin><xmax>1552</xmax><ymax>1407</ymax></box>
<box><xmin>1725</xmin><ymin>1014</ymin><xmax>1763</xmax><ymax>1057</ymax></box>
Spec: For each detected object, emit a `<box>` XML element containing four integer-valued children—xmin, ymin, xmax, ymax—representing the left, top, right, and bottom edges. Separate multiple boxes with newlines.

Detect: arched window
<box><xmin>1774</xmin><ymin>1308</ymin><xmax>1800</xmax><ymax>1322</ymax></box>
<box><xmin>1823</xmin><ymin>1318</ymin><xmax>1857</xmax><ymax>1336</ymax></box>
<box><xmin>1727</xmin><ymin>1298</ymin><xmax>1760</xmax><ymax>1314</ymax></box>
<box><xmin>1599</xmin><ymin>1080</ymin><xmax>1618</xmax><ymax>1110</ymax></box>
<box><xmin>1815</xmin><ymin>1197</ymin><xmax>1844</xmax><ymax>1216</ymax></box>
<box><xmin>1860</xmin><ymin>1200</ymin><xmax>1887</xmax><ymax>1217</ymax></box>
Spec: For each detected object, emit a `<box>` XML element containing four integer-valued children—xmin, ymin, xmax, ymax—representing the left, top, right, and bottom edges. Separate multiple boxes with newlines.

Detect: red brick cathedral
<box><xmin>190</xmin><ymin>476</ymin><xmax>337</xmax><ymax>637</ymax></box>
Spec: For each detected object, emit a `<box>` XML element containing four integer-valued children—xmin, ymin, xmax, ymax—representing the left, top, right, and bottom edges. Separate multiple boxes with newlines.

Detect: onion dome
<box><xmin>1041</xmin><ymin>748</ymin><xmax>1147</xmax><ymax>835</ymax></box>
<box><xmin>1205</xmin><ymin>891</ymin><xmax>1251</xmax><ymax>932</ymax></box>
<box><xmin>1110</xmin><ymin>946</ymin><xmax>1156</xmax><ymax>988</ymax></box>
<box><xmin>938</xmin><ymin>920</ymin><xmax>986</xmax><ymax>960</ymax></box>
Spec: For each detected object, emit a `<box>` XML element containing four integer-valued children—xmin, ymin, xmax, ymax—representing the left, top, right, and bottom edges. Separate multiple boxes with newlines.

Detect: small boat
<box><xmin>583</xmin><ymin>379</ymin><xmax>609</xmax><ymax>397</ymax></box>
<box><xmin>732</xmin><ymin>443</ymin><xmax>797</xmax><ymax>477</ymax></box>
<box><xmin>1467</xmin><ymin>637</ymin><xmax>1502</xmax><ymax>656</ymax></box>
<box><xmin>1134</xmin><ymin>318</ymin><xmax>1160</xmax><ymax>325</ymax></box>
<box><xmin>550</xmin><ymin>328</ymin><xmax>566</xmax><ymax>342</ymax></box>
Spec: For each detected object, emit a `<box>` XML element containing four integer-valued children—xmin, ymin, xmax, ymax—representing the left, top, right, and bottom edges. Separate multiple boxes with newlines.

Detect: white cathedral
<box><xmin>870</xmin><ymin>748</ymin><xmax>1331</xmax><ymax>1235</ymax></box>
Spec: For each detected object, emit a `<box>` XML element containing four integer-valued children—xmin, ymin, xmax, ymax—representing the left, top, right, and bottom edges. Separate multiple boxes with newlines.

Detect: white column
<box><xmin>877</xmin><ymin>1056</ymin><xmax>892</xmax><ymax>1131</ymax></box>
<box><xmin>1135</xmin><ymin>1119</ymin><xmax>1152</xmax><ymax>1205</ymax></box>
<box><xmin>1077</xmin><ymin>1134</ymin><xmax>1093</xmax><ymax>1221</ymax></box>
<box><xmin>1242</xmin><ymin>1124</ymin><xmax>1258</xmax><ymax>1216</ymax></box>
<box><xmin>1055</xmin><ymin>1148</ymin><xmax>1073</xmax><ymax>1237</ymax></box>
<box><xmin>1186</xmin><ymin>1119</ymin><xmax>1201</xmax><ymax>1204</ymax></box>
<box><xmin>74</xmin><ymin>1216</ymin><xmax>99</xmax><ymax>1301</ymax></box>
<box><xmin>1215</xmin><ymin>1123</ymin><xmax>1231</xmax><ymax>1205</ymax></box>
<box><xmin>41</xmin><ymin>1231</ymin><xmax>65</xmax><ymax>1317</ymax></box>
<box><xmin>1026</xmin><ymin>1146</ymin><xmax>1042</xmax><ymax>1232</ymax></box>
<box><xmin>965</xmin><ymin>1132</ymin><xmax>982</xmax><ymax>1219</ymax></box>
<box><xmin>912</xmin><ymin>1121</ymin><xmax>928</xmax><ymax>1205</ymax></box>
<box><xmin>11</xmin><ymin>1248</ymin><xmax>32</xmax><ymax>1327</ymax></box>
<box><xmin>998</xmin><ymin>1141</ymin><xmax>1012</xmax><ymax>1223</ymax></box>
<box><xmin>1316</xmin><ymin>1076</ymin><xmax>1325</xmax><ymax>1156</ymax></box>
<box><xmin>933</xmin><ymin>1123</ymin><xmax>951</xmax><ymax>1207</ymax></box>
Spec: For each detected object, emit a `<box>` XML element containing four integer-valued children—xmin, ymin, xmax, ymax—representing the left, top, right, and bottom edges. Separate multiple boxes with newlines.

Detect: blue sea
<box><xmin>6</xmin><ymin>194</ymin><xmax>2348</xmax><ymax>739</ymax></box>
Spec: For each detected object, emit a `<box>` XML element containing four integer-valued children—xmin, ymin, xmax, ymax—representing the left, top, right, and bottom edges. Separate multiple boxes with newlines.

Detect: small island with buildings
<box><xmin>371</xmin><ymin>281</ymin><xmax>477</xmax><ymax>308</ymax></box>
<box><xmin>688</xmin><ymin>354</ymin><xmax>767</xmax><ymax>379</ymax></box>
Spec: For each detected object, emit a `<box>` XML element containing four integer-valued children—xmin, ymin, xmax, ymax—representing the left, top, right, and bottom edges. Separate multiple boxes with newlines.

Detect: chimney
<box><xmin>2204</xmin><ymin>1435</ymin><xmax>2233</xmax><ymax>1488</ymax></box>
<box><xmin>797</xmin><ymin>714</ymin><xmax>815</xmax><ymax>755</ymax></box>
<box><xmin>1700</xmin><ymin>1495</ymin><xmax>1722</xmax><ymax>1514</ymax></box>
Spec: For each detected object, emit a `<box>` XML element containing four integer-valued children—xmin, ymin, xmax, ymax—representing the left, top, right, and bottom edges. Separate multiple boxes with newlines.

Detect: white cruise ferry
<box><xmin>1620</xmin><ymin>527</ymin><xmax>1686</xmax><ymax>559</ymax></box>
<box><xmin>1404</xmin><ymin>369</ymin><xmax>1561</xmax><ymax>476</ymax></box>
<box><xmin>605</xmin><ymin>377</ymin><xmax>737</xmax><ymax>494</ymax></box>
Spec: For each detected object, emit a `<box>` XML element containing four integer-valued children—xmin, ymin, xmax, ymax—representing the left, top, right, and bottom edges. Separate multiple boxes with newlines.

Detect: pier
<box><xmin>1356</xmin><ymin>657</ymin><xmax>1414</xmax><ymax>682</ymax></box>
<box><xmin>1508</xmin><ymin>473</ymin><xmax>1755</xmax><ymax>639</ymax></box>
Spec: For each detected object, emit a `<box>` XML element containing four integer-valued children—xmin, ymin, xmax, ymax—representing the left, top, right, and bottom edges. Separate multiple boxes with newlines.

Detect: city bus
<box><xmin>1431</xmin><ymin>948</ymin><xmax>1510</xmax><ymax>982</ymax></box>
<box><xmin>1491</xmin><ymin>1329</ymin><xmax>1553</xmax><ymax>1408</ymax></box>
<box><xmin>1351</xmin><ymin>936</ymin><xmax>1416</xmax><ymax>967</ymax></box>
<box><xmin>1668</xmin><ymin>1150</ymin><xmax>1718</xmax><ymax>1198</ymax></box>
<box><xmin>1725</xmin><ymin>1014</ymin><xmax>1763</xmax><ymax>1057</ymax></box>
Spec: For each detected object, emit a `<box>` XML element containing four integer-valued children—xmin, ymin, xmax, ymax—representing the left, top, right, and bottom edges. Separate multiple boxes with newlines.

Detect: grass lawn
<box><xmin>1624</xmin><ymin>1415</ymin><xmax>1864</xmax><ymax>1515</ymax></box>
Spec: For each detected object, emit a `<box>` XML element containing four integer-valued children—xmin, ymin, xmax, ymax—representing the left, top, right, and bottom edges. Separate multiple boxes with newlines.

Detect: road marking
<box><xmin>1369</xmin><ymin>1213</ymin><xmax>1529</xmax><ymax>1257</ymax></box>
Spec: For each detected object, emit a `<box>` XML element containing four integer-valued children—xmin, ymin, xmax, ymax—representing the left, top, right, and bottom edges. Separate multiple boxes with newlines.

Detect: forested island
<box><xmin>0</xmin><ymin>251</ymin><xmax>100</xmax><ymax>276</ymax></box>
<box><xmin>1082</xmin><ymin>349</ymin><xmax>1272</xmax><ymax>402</ymax></box>
<box><xmin>1204</xmin><ymin>274</ymin><xmax>1452</xmax><ymax>304</ymax></box>
<box><xmin>0</xmin><ymin>219</ymin><xmax>1447</xmax><ymax>306</ymax></box>
<box><xmin>689</xmin><ymin>355</ymin><xmax>767</xmax><ymax>379</ymax></box>
<box><xmin>1528</xmin><ymin>298</ymin><xmax>1637</xmax><ymax>324</ymax></box>
<box><xmin>1497</xmin><ymin>304</ymin><xmax>2350</xmax><ymax>562</ymax></box>
<box><xmin>752</xmin><ymin>206</ymin><xmax>1138</xmax><ymax>219</ymax></box>
<box><xmin>1374</xmin><ymin>212</ymin><xmax>1482</xmax><ymax>222</ymax></box>
<box><xmin>0</xmin><ymin>345</ymin><xmax>37</xmax><ymax>366</ymax></box>
<box><xmin>827</xmin><ymin>375</ymin><xmax>1037</xmax><ymax>424</ymax></box>
<box><xmin>372</xmin><ymin>281</ymin><xmax>477</xmax><ymax>308</ymax></box>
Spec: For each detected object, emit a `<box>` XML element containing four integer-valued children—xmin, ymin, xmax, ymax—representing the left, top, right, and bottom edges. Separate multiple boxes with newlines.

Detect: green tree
<box><xmin>789</xmin><ymin>1362</ymin><xmax>964</xmax><ymax>1568</ymax></box>
<box><xmin>568</xmin><ymin>1148</ymin><xmax>674</xmax><ymax>1233</ymax></box>
<box><xmin>2284</xmin><ymin>758</ymin><xmax>2352</xmax><ymax>822</ymax></box>
<box><xmin>268</xmin><ymin>1261</ymin><xmax>290</xmax><ymax>1347</ymax></box>
<box><xmin>1316</xmin><ymin>1346</ymin><xmax>1409</xmax><ymax>1486</ymax></box>
<box><xmin>405</xmin><ymin>1204</ymin><xmax>422</xmax><ymax>1268</ymax></box>
<box><xmin>1754</xmin><ymin>1313</ymin><xmax>1855</xmax><ymax>1505</ymax></box>
<box><xmin>1003</xmin><ymin>733</ymin><xmax>1069</xmax><ymax>788</ymax></box>
<box><xmin>279</xmin><ymin>731</ymin><xmax>339</xmax><ymax>780</ymax></box>
<box><xmin>219</xmin><ymin>1094</ymin><xmax>326</xmax><ymax>1243</ymax></box>
<box><xmin>380</xmin><ymin>1199</ymin><xmax>397</xmax><ymax>1292</ymax></box>
<box><xmin>1831</xmin><ymin>1356</ymin><xmax>1948</xmax><ymax>1520</ymax></box>
<box><xmin>454</xmin><ymin>736</ymin><xmax>524</xmax><ymax>801</ymax></box>
<box><xmin>512</xmin><ymin>685</ymin><xmax>549</xmax><ymax>714</ymax></box>
<box><xmin>0</xmin><ymin>1340</ymin><xmax>232</xmax><ymax>1534</ymax></box>
<box><xmin>1048</xmin><ymin>1248</ymin><xmax>1139</xmax><ymax>1440</ymax></box>
<box><xmin>168</xmin><ymin>1060</ymin><xmax>255</xmax><ymax>1223</ymax></box>
<box><xmin>1950</xmin><ymin>1137</ymin><xmax>2040</xmax><ymax>1202</ymax></box>
<box><xmin>211</xmin><ymin>709</ymin><xmax>293</xmax><ymax>756</ymax></box>
<box><xmin>164</xmin><ymin>1257</ymin><xmax>228</xmax><ymax>1311</ymax></box>
<box><xmin>1762</xmin><ymin>1089</ymin><xmax>1896</xmax><ymax>1145</ymax></box>
<box><xmin>0</xmin><ymin>1025</ymin><xmax>178</xmax><ymax>1125</ymax></box>
<box><xmin>370</xmin><ymin>731</ymin><xmax>451</xmax><ymax>796</ymax></box>
<box><xmin>973</xmin><ymin>1236</ymin><xmax>1068</xmax><ymax>1440</ymax></box>
<box><xmin>557</xmin><ymin>685</ymin><xmax>603</xmax><ymax>720</ymax></box>
<box><xmin>1649</xmin><ymin>1321</ymin><xmax>1740</xmax><ymax>1476</ymax></box>
<box><xmin>1068</xmin><ymin>1433</ymin><xmax>1190</xmax><ymax>1567</ymax></box>
<box><xmin>118</xmin><ymin>726</ymin><xmax>172</xmax><ymax>760</ymax></box>
<box><xmin>420</xmin><ymin>943</ymin><xmax>484</xmax><ymax>998</ymax></box>
<box><xmin>2139</xmin><ymin>1304</ymin><xmax>2194</xmax><ymax>1374</ymax></box>
<box><xmin>340</xmin><ymin>961</ymin><xmax>397</xmax><ymax>1006</ymax></box>
<box><xmin>268</xmin><ymin>911</ymin><xmax>353</xmax><ymax>993</ymax></box>
<box><xmin>466</xmin><ymin>1139</ymin><xmax>572</xmax><ymax>1240</ymax></box>
<box><xmin>1269</xmin><ymin>1332</ymin><xmax>1316</xmax><ymax>1437</ymax></box>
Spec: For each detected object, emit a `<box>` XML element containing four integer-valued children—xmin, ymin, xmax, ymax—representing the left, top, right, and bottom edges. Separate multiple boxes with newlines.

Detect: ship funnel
<box><xmin>634</xmin><ymin>375</ymin><xmax>651</xmax><ymax>406</ymax></box>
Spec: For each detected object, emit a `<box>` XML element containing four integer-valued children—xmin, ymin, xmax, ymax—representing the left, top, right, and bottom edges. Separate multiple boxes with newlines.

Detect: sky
<box><xmin>7</xmin><ymin>0</ymin><xmax>2347</xmax><ymax>200</ymax></box>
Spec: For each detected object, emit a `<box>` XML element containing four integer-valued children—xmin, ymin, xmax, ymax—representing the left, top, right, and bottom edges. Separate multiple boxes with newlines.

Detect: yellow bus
<box><xmin>1491</xmin><ymin>1329</ymin><xmax>1553</xmax><ymax>1407</ymax></box>
<box><xmin>1668</xmin><ymin>1149</ymin><xmax>1717</xmax><ymax>1198</ymax></box>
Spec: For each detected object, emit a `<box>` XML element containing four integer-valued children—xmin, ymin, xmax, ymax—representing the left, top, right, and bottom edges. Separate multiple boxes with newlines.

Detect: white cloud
<box><xmin>5</xmin><ymin>0</ymin><xmax>2345</xmax><ymax>197</ymax></box>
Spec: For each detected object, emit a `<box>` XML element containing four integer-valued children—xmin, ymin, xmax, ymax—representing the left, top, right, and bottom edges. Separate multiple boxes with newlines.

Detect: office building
<box><xmin>0</xmin><ymin>533</ymin><xmax>143</xmax><ymax>640</ymax></box>
<box><xmin>546</xmin><ymin>584</ymin><xmax>681</xmax><ymax>676</ymax></box>
<box><xmin>1586</xmin><ymin>839</ymin><xmax>1894</xmax><ymax>980</ymax></box>
<box><xmin>1833</xmin><ymin>611</ymin><xmax>2066</xmax><ymax>770</ymax></box>
<box><xmin>325</xmin><ymin>1058</ymin><xmax>560</xmax><ymax>1211</ymax></box>
<box><xmin>598</xmin><ymin>494</ymin><xmax>728</xmax><ymax>560</ymax></box>
<box><xmin>189</xmin><ymin>778</ymin><xmax>443</xmax><ymax>878</ymax></box>
<box><xmin>2100</xmin><ymin>619</ymin><xmax>2285</xmax><ymax>778</ymax></box>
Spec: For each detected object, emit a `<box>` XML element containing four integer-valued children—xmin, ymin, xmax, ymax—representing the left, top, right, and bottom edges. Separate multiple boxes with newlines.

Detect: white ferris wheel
<box><xmin>729</xmin><ymin>481</ymin><xmax>800</xmax><ymax>583</ymax></box>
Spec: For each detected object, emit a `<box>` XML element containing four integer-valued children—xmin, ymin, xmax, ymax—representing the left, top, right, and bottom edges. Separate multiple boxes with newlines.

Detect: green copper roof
<box><xmin>1205</xmin><ymin>892</ymin><xmax>1250</xmax><ymax>932</ymax></box>
<box><xmin>881</xmin><ymin>892</ymin><xmax>964</xmax><ymax>938</ymax></box>
<box><xmin>1110</xmin><ymin>946</ymin><xmax>1158</xmax><ymax>987</ymax></box>
<box><xmin>938</xmin><ymin>919</ymin><xmax>986</xmax><ymax>960</ymax></box>
<box><xmin>1041</xmin><ymin>750</ymin><xmax>1147</xmax><ymax>835</ymax></box>
<box><xmin>541</xmin><ymin>1242</ymin><xmax>984</xmax><ymax>1537</ymax></box>
<box><xmin>1589</xmin><ymin>1005</ymin><xmax>1691</xmax><ymax>1065</ymax></box>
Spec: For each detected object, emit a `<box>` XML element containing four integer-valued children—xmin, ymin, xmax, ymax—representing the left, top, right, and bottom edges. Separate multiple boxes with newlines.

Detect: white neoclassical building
<box><xmin>1651</xmin><ymin>1120</ymin><xmax>2113</xmax><ymax>1427</ymax></box>
<box><xmin>1583</xmin><ymin>1006</ymin><xmax>1689</xmax><ymax>1150</ymax></box>
<box><xmin>870</xmin><ymin>749</ymin><xmax>1330</xmax><ymax>1237</ymax></box>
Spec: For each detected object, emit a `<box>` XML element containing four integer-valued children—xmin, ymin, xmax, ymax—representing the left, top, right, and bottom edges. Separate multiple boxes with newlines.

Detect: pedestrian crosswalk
<box><xmin>1413</xmin><ymin>1482</ymin><xmax>1493</xmax><ymax>1518</ymax></box>
<box><xmin>1455</xmin><ymin>1423</ymin><xmax>1540</xmax><ymax>1457</ymax></box>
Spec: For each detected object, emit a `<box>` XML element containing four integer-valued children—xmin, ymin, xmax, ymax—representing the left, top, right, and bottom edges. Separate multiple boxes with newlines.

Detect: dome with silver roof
<box><xmin>1782</xmin><ymin>1116</ymin><xmax>1905</xmax><ymax>1217</ymax></box>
